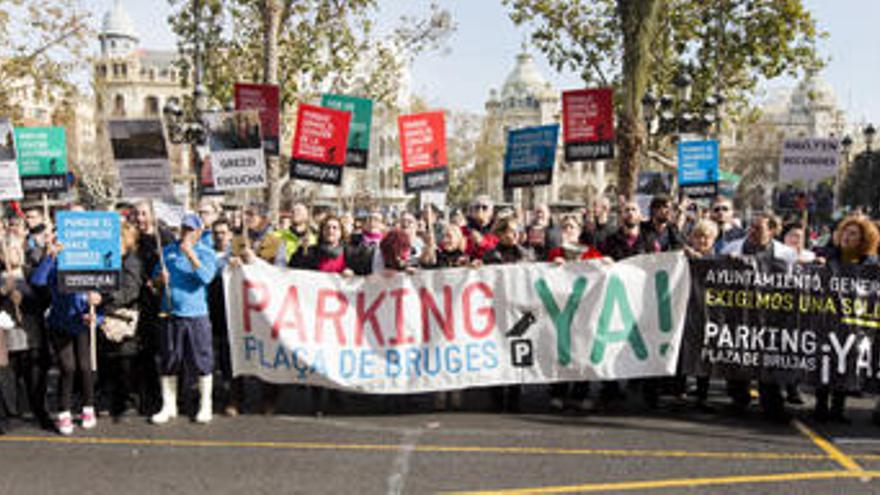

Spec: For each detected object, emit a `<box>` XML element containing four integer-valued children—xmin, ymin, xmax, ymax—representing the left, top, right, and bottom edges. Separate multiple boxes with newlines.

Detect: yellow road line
<box><xmin>446</xmin><ymin>470</ymin><xmax>880</xmax><ymax>494</ymax></box>
<box><xmin>0</xmin><ymin>435</ymin><xmax>826</xmax><ymax>461</ymax></box>
<box><xmin>792</xmin><ymin>419</ymin><xmax>864</xmax><ymax>473</ymax></box>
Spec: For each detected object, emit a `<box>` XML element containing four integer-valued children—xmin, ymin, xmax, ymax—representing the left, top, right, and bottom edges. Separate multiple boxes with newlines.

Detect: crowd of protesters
<box><xmin>1</xmin><ymin>191</ymin><xmax>879</xmax><ymax>436</ymax></box>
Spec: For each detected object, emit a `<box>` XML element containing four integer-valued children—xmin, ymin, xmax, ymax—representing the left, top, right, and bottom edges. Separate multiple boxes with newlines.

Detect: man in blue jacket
<box><xmin>151</xmin><ymin>213</ymin><xmax>217</xmax><ymax>424</ymax></box>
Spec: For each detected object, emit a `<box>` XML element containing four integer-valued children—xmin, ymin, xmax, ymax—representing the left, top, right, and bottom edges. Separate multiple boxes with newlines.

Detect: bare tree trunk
<box><xmin>616</xmin><ymin>0</ymin><xmax>660</xmax><ymax>200</ymax></box>
<box><xmin>263</xmin><ymin>0</ymin><xmax>282</xmax><ymax>220</ymax></box>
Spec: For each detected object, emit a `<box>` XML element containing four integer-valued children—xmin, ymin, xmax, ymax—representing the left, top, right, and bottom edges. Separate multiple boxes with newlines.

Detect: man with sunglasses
<box><xmin>710</xmin><ymin>196</ymin><xmax>745</xmax><ymax>254</ymax></box>
<box><xmin>462</xmin><ymin>195</ymin><xmax>498</xmax><ymax>259</ymax></box>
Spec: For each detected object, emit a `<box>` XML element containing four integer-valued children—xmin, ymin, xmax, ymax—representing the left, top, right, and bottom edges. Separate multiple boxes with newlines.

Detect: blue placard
<box><xmin>56</xmin><ymin>211</ymin><xmax>121</xmax><ymax>292</ymax></box>
<box><xmin>504</xmin><ymin>124</ymin><xmax>559</xmax><ymax>189</ymax></box>
<box><xmin>677</xmin><ymin>140</ymin><xmax>719</xmax><ymax>186</ymax></box>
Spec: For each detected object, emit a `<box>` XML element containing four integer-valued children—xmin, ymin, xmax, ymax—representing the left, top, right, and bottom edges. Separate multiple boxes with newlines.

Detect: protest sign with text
<box><xmin>290</xmin><ymin>104</ymin><xmax>351</xmax><ymax>185</ymax></box>
<box><xmin>682</xmin><ymin>258</ymin><xmax>880</xmax><ymax>389</ymax></box>
<box><xmin>224</xmin><ymin>252</ymin><xmax>690</xmax><ymax>393</ymax></box>
<box><xmin>56</xmin><ymin>211</ymin><xmax>121</xmax><ymax>292</ymax></box>
<box><xmin>677</xmin><ymin>140</ymin><xmax>719</xmax><ymax>199</ymax></box>
<box><xmin>234</xmin><ymin>83</ymin><xmax>280</xmax><ymax>155</ymax></box>
<box><xmin>0</xmin><ymin>118</ymin><xmax>22</xmax><ymax>200</ymax></box>
<box><xmin>398</xmin><ymin>111</ymin><xmax>448</xmax><ymax>193</ymax></box>
<box><xmin>779</xmin><ymin>138</ymin><xmax>839</xmax><ymax>185</ymax></box>
<box><xmin>562</xmin><ymin>88</ymin><xmax>614</xmax><ymax>162</ymax></box>
<box><xmin>108</xmin><ymin>119</ymin><xmax>174</xmax><ymax>199</ymax></box>
<box><xmin>205</xmin><ymin>111</ymin><xmax>266</xmax><ymax>191</ymax></box>
<box><xmin>503</xmin><ymin>124</ymin><xmax>558</xmax><ymax>189</ymax></box>
<box><xmin>14</xmin><ymin>126</ymin><xmax>67</xmax><ymax>193</ymax></box>
<box><xmin>321</xmin><ymin>94</ymin><xmax>373</xmax><ymax>169</ymax></box>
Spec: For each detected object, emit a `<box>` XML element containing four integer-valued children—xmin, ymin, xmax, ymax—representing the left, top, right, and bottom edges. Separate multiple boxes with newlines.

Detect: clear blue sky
<box><xmin>84</xmin><ymin>0</ymin><xmax>879</xmax><ymax>124</ymax></box>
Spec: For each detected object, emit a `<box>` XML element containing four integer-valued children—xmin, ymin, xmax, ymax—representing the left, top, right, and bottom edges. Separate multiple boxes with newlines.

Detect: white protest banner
<box><xmin>108</xmin><ymin>119</ymin><xmax>174</xmax><ymax>199</ymax></box>
<box><xmin>153</xmin><ymin>199</ymin><xmax>185</xmax><ymax>228</ymax></box>
<box><xmin>420</xmin><ymin>189</ymin><xmax>446</xmax><ymax>212</ymax></box>
<box><xmin>0</xmin><ymin>118</ymin><xmax>22</xmax><ymax>200</ymax></box>
<box><xmin>225</xmin><ymin>252</ymin><xmax>690</xmax><ymax>393</ymax></box>
<box><xmin>205</xmin><ymin>110</ymin><xmax>266</xmax><ymax>190</ymax></box>
<box><xmin>779</xmin><ymin>138</ymin><xmax>839</xmax><ymax>184</ymax></box>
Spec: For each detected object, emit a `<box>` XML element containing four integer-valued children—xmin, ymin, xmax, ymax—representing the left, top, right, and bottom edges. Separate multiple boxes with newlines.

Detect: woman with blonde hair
<box><xmin>0</xmin><ymin>239</ymin><xmax>51</xmax><ymax>431</ymax></box>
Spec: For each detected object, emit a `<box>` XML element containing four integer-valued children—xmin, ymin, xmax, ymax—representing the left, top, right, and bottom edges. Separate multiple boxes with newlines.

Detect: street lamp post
<box><xmin>641</xmin><ymin>68</ymin><xmax>723</xmax><ymax>141</ymax></box>
<box><xmin>838</xmin><ymin>134</ymin><xmax>852</xmax><ymax>212</ymax></box>
<box><xmin>162</xmin><ymin>0</ymin><xmax>208</xmax><ymax>204</ymax></box>
<box><xmin>641</xmin><ymin>66</ymin><xmax>724</xmax><ymax>200</ymax></box>
<box><xmin>865</xmin><ymin>124</ymin><xmax>877</xmax><ymax>214</ymax></box>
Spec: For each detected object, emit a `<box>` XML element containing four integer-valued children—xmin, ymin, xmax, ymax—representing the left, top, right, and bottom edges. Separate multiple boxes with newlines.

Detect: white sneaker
<box><xmin>81</xmin><ymin>406</ymin><xmax>97</xmax><ymax>429</ymax></box>
<box><xmin>550</xmin><ymin>398</ymin><xmax>565</xmax><ymax>411</ymax></box>
<box><xmin>56</xmin><ymin>411</ymin><xmax>74</xmax><ymax>436</ymax></box>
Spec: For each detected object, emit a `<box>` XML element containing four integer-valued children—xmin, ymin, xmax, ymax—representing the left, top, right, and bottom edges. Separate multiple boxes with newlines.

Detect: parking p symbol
<box><xmin>511</xmin><ymin>339</ymin><xmax>534</xmax><ymax>367</ymax></box>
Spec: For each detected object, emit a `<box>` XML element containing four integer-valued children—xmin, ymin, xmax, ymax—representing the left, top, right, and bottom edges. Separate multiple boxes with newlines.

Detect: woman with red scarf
<box><xmin>287</xmin><ymin>215</ymin><xmax>372</xmax><ymax>415</ymax></box>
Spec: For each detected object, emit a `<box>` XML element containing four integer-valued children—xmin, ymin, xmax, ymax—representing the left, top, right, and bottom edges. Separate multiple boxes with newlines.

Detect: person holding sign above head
<box><xmin>150</xmin><ymin>213</ymin><xmax>217</xmax><ymax>425</ymax></box>
<box><xmin>29</xmin><ymin>227</ymin><xmax>103</xmax><ymax>436</ymax></box>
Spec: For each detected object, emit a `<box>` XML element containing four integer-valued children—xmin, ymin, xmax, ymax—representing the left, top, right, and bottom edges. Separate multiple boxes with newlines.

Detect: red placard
<box><xmin>398</xmin><ymin>112</ymin><xmax>447</xmax><ymax>172</ymax></box>
<box><xmin>289</xmin><ymin>104</ymin><xmax>351</xmax><ymax>185</ymax></box>
<box><xmin>397</xmin><ymin>112</ymin><xmax>448</xmax><ymax>193</ymax></box>
<box><xmin>562</xmin><ymin>88</ymin><xmax>615</xmax><ymax>161</ymax></box>
<box><xmin>234</xmin><ymin>83</ymin><xmax>280</xmax><ymax>155</ymax></box>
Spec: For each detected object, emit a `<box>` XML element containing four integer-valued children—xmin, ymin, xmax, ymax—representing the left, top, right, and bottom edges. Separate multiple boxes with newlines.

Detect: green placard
<box><xmin>321</xmin><ymin>94</ymin><xmax>372</xmax><ymax>169</ymax></box>
<box><xmin>15</xmin><ymin>127</ymin><xmax>67</xmax><ymax>175</ymax></box>
<box><xmin>14</xmin><ymin>127</ymin><xmax>67</xmax><ymax>193</ymax></box>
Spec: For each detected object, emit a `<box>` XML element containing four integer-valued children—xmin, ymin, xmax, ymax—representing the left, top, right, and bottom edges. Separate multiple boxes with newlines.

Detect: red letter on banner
<box><xmin>389</xmin><ymin>288</ymin><xmax>414</xmax><ymax>346</ymax></box>
<box><xmin>272</xmin><ymin>285</ymin><xmax>306</xmax><ymax>341</ymax></box>
<box><xmin>243</xmin><ymin>279</ymin><xmax>269</xmax><ymax>335</ymax></box>
<box><xmin>355</xmin><ymin>292</ymin><xmax>386</xmax><ymax>347</ymax></box>
<box><xmin>315</xmin><ymin>290</ymin><xmax>349</xmax><ymax>345</ymax></box>
<box><xmin>462</xmin><ymin>282</ymin><xmax>495</xmax><ymax>339</ymax></box>
<box><xmin>420</xmin><ymin>286</ymin><xmax>454</xmax><ymax>343</ymax></box>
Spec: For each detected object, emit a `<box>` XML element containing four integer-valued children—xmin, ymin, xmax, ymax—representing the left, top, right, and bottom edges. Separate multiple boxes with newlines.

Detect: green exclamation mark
<box><xmin>655</xmin><ymin>270</ymin><xmax>672</xmax><ymax>356</ymax></box>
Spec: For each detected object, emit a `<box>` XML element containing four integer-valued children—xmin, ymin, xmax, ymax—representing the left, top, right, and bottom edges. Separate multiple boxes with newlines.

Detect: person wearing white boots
<box><xmin>151</xmin><ymin>213</ymin><xmax>217</xmax><ymax>425</ymax></box>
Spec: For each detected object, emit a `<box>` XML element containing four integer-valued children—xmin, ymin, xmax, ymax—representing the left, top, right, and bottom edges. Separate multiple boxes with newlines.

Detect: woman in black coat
<box><xmin>98</xmin><ymin>223</ymin><xmax>144</xmax><ymax>418</ymax></box>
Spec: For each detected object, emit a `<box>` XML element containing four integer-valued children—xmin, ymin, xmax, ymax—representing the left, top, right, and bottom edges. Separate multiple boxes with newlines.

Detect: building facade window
<box><xmin>114</xmin><ymin>94</ymin><xmax>126</xmax><ymax>117</ymax></box>
<box><xmin>145</xmin><ymin>96</ymin><xmax>159</xmax><ymax>116</ymax></box>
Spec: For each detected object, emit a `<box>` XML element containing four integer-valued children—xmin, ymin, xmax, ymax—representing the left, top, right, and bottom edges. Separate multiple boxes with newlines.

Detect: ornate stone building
<box><xmin>93</xmin><ymin>0</ymin><xmax>191</xmax><ymax>181</ymax></box>
<box><xmin>481</xmin><ymin>50</ymin><xmax>607</xmax><ymax>208</ymax></box>
<box><xmin>730</xmin><ymin>71</ymin><xmax>849</xmax><ymax>212</ymax></box>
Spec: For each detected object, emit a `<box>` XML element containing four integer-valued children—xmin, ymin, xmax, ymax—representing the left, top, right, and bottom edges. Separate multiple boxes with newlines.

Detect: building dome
<box><xmin>500</xmin><ymin>51</ymin><xmax>555</xmax><ymax>104</ymax></box>
<box><xmin>101</xmin><ymin>0</ymin><xmax>139</xmax><ymax>42</ymax></box>
<box><xmin>790</xmin><ymin>71</ymin><xmax>836</xmax><ymax>111</ymax></box>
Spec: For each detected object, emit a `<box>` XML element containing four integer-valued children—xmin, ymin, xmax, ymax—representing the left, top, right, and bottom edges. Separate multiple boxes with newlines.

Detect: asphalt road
<box><xmin>2</xmin><ymin>383</ymin><xmax>880</xmax><ymax>495</ymax></box>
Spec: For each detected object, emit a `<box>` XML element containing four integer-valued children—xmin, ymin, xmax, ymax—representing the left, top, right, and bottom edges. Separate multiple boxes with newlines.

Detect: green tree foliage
<box><xmin>168</xmin><ymin>0</ymin><xmax>454</xmax><ymax>216</ymax></box>
<box><xmin>0</xmin><ymin>0</ymin><xmax>91</xmax><ymax>122</ymax></box>
<box><xmin>841</xmin><ymin>151</ymin><xmax>880</xmax><ymax>215</ymax></box>
<box><xmin>504</xmin><ymin>0</ymin><xmax>823</xmax><ymax>198</ymax></box>
<box><xmin>168</xmin><ymin>0</ymin><xmax>454</xmax><ymax>111</ymax></box>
